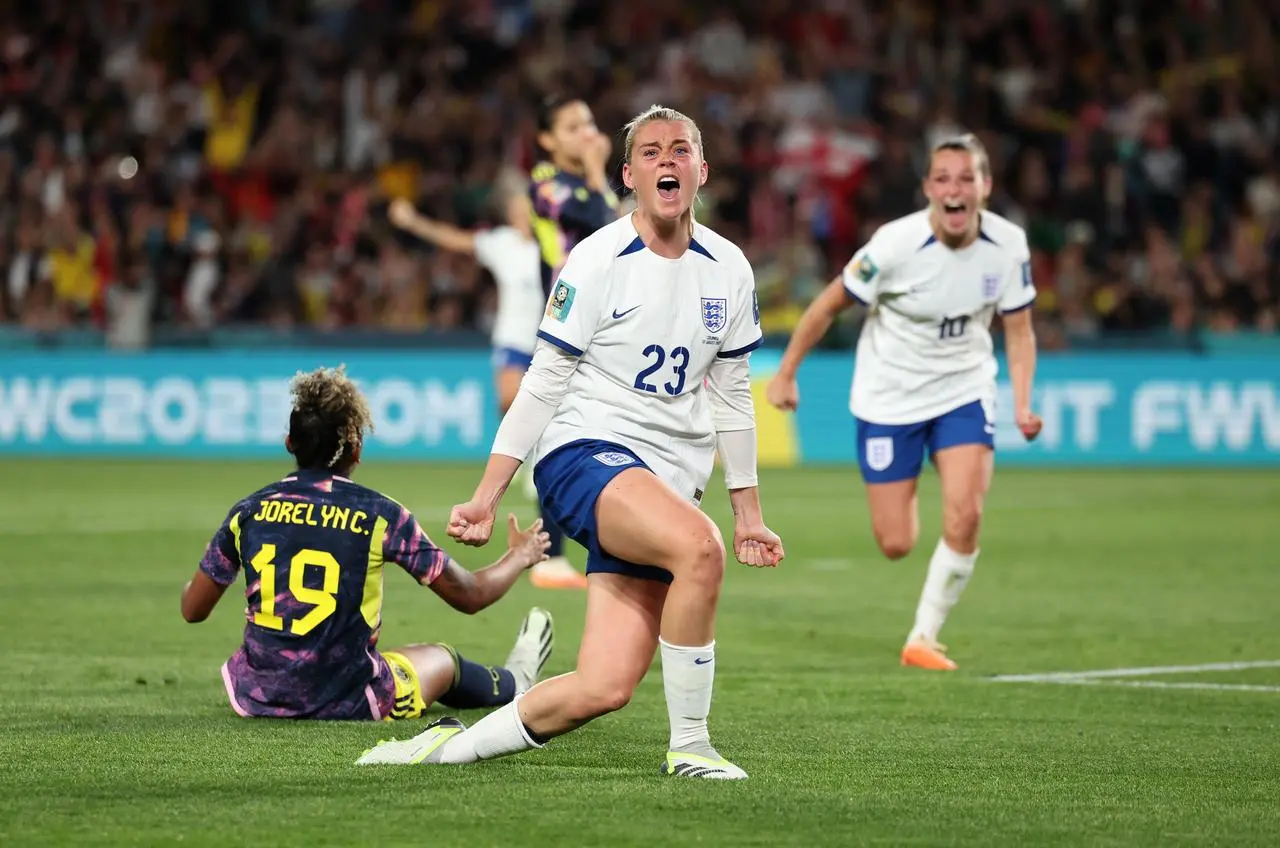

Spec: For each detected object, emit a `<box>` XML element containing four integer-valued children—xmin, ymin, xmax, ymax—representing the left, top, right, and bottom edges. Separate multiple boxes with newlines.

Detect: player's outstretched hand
<box><xmin>387</xmin><ymin>198</ymin><xmax>419</xmax><ymax>230</ymax></box>
<box><xmin>733</xmin><ymin>523</ymin><xmax>785</xmax><ymax>568</ymax></box>
<box><xmin>506</xmin><ymin>514</ymin><xmax>550</xmax><ymax>569</ymax></box>
<box><xmin>765</xmin><ymin>374</ymin><xmax>799</xmax><ymax>411</ymax></box>
<box><xmin>447</xmin><ymin>500</ymin><xmax>496</xmax><ymax>547</ymax></box>
<box><xmin>1016</xmin><ymin>407</ymin><xmax>1043</xmax><ymax>442</ymax></box>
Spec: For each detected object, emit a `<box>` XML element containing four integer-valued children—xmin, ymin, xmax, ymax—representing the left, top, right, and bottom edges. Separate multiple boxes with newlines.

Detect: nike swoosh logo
<box><xmin>694</xmin><ymin>657</ymin><xmax>713</xmax><ymax>665</ymax></box>
<box><xmin>612</xmin><ymin>305</ymin><xmax>641</xmax><ymax>319</ymax></box>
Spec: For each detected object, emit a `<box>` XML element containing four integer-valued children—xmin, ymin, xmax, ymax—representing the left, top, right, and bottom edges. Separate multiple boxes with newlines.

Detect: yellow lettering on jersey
<box><xmin>248</xmin><ymin>544</ymin><xmax>285</xmax><ymax>630</ymax></box>
<box><xmin>291</xmin><ymin>503</ymin><xmax>318</xmax><ymax>526</ymax></box>
<box><xmin>278</xmin><ymin>502</ymin><xmax>296</xmax><ymax>524</ymax></box>
<box><xmin>321</xmin><ymin>504</ymin><xmax>343</xmax><ymax>529</ymax></box>
<box><xmin>288</xmin><ymin>550</ymin><xmax>339</xmax><ymax>636</ymax></box>
<box><xmin>351</xmin><ymin>510</ymin><xmax>367</xmax><ymax>535</ymax></box>
<box><xmin>247</xmin><ymin>544</ymin><xmax>339</xmax><ymax>636</ymax></box>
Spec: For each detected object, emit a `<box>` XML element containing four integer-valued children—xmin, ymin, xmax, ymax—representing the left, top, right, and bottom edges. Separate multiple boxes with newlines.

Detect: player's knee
<box><xmin>577</xmin><ymin>681</ymin><xmax>634</xmax><ymax>717</ymax></box>
<box><xmin>679</xmin><ymin>530</ymin><xmax>725</xmax><ymax>589</ymax></box>
<box><xmin>876</xmin><ymin>535</ymin><xmax>915</xmax><ymax>561</ymax></box>
<box><xmin>872</xmin><ymin>521</ymin><xmax>916</xmax><ymax>560</ymax></box>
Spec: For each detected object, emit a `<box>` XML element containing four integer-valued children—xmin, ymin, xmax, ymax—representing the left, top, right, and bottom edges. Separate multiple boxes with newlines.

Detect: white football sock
<box><xmin>660</xmin><ymin>638</ymin><xmax>716</xmax><ymax>753</ymax></box>
<box><xmin>437</xmin><ymin>697</ymin><xmax>542</xmax><ymax>764</ymax></box>
<box><xmin>909</xmin><ymin>539</ymin><xmax>978</xmax><ymax>644</ymax></box>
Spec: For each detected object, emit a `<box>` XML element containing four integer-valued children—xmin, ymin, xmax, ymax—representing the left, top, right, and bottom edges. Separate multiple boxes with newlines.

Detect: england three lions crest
<box><xmin>982</xmin><ymin>274</ymin><xmax>1001</xmax><ymax>300</ymax></box>
<box><xmin>701</xmin><ymin>298</ymin><xmax>727</xmax><ymax>333</ymax></box>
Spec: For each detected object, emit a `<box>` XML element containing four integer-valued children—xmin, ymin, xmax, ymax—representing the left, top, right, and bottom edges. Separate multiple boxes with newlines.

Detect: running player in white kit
<box><xmin>767</xmin><ymin>135</ymin><xmax>1042</xmax><ymax>671</ymax></box>
<box><xmin>357</xmin><ymin>105</ymin><xmax>784</xmax><ymax>778</ymax></box>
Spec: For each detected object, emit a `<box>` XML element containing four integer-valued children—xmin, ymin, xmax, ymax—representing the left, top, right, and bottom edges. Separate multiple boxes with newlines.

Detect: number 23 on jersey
<box><xmin>633</xmin><ymin>344</ymin><xmax>691</xmax><ymax>395</ymax></box>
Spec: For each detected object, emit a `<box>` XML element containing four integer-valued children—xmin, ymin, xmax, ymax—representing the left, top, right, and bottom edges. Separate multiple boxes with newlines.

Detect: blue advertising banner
<box><xmin>0</xmin><ymin>351</ymin><xmax>496</xmax><ymax>459</ymax></box>
<box><xmin>2</xmin><ymin>349</ymin><xmax>1277</xmax><ymax>465</ymax></box>
<box><xmin>748</xmin><ymin>350</ymin><xmax>1280</xmax><ymax>466</ymax></box>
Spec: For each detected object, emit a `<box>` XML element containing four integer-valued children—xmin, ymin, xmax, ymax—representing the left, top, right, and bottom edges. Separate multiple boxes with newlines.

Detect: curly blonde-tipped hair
<box><xmin>288</xmin><ymin>365</ymin><xmax>374</xmax><ymax>470</ymax></box>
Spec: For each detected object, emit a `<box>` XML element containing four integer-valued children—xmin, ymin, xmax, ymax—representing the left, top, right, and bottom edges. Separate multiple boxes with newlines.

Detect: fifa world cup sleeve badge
<box><xmin>855</xmin><ymin>255</ymin><xmax>878</xmax><ymax>283</ymax></box>
<box><xmin>547</xmin><ymin>280</ymin><xmax>576</xmax><ymax>321</ymax></box>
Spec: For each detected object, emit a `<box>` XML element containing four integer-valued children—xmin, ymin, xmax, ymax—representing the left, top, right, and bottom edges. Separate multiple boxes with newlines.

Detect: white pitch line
<box><xmin>990</xmin><ymin>659</ymin><xmax>1280</xmax><ymax>683</ymax></box>
<box><xmin>1010</xmin><ymin>679</ymin><xmax>1280</xmax><ymax>694</ymax></box>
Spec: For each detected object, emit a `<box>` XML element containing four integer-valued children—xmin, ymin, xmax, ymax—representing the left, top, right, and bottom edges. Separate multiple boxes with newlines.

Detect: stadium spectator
<box><xmin>0</xmin><ymin>0</ymin><xmax>1275</xmax><ymax>349</ymax></box>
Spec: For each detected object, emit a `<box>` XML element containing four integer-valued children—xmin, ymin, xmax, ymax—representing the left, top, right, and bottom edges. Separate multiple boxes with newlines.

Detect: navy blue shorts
<box><xmin>533</xmin><ymin>439</ymin><xmax>673</xmax><ymax>584</ymax></box>
<box><xmin>491</xmin><ymin>346</ymin><xmax>533</xmax><ymax>371</ymax></box>
<box><xmin>855</xmin><ymin>399</ymin><xmax>994</xmax><ymax>484</ymax></box>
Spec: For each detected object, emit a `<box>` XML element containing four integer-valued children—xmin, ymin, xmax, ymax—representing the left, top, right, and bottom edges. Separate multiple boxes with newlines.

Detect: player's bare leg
<box><xmin>356</xmin><ymin>610</ymin><xmax>554</xmax><ymax>765</ymax></box>
<box><xmin>902</xmin><ymin>444</ymin><xmax>993</xmax><ymax>671</ymax></box>
<box><xmin>380</xmin><ymin>608</ymin><xmax>552</xmax><ymax>711</ymax></box>
<box><xmin>865</xmin><ymin>478</ymin><xmax>920</xmax><ymax>561</ymax></box>
<box><xmin>592</xmin><ymin>469</ymin><xmax>746</xmax><ymax>778</ymax></box>
<box><xmin>362</xmin><ymin>470</ymin><xmax>747</xmax><ymax>778</ymax></box>
<box><xmin>516</xmin><ymin>573</ymin><xmax>665</xmax><ymax>733</ymax></box>
<box><xmin>359</xmin><ymin>575</ymin><xmax>664</xmax><ymax>767</ymax></box>
<box><xmin>383</xmin><ymin>644</ymin><xmax>460</xmax><ymax>708</ymax></box>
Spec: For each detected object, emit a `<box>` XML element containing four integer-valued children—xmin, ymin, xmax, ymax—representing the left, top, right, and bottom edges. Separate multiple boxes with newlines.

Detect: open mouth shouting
<box><xmin>941</xmin><ymin>198</ymin><xmax>969</xmax><ymax>229</ymax></box>
<box><xmin>657</xmin><ymin>175</ymin><xmax>680</xmax><ymax>201</ymax></box>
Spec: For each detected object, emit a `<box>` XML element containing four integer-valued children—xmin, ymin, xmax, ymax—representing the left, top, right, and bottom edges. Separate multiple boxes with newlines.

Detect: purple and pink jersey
<box><xmin>529</xmin><ymin>161</ymin><xmax>619</xmax><ymax>298</ymax></box>
<box><xmin>199</xmin><ymin>469</ymin><xmax>446</xmax><ymax>720</ymax></box>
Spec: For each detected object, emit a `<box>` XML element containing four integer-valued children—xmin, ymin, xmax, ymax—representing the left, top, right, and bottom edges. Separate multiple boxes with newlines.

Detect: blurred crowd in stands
<box><xmin>1</xmin><ymin>0</ymin><xmax>1277</xmax><ymax>349</ymax></box>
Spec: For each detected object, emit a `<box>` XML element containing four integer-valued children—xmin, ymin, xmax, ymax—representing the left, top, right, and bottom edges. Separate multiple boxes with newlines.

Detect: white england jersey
<box><xmin>473</xmin><ymin>227</ymin><xmax>544</xmax><ymax>355</ymax></box>
<box><xmin>535</xmin><ymin>216</ymin><xmax>762</xmax><ymax>501</ymax></box>
<box><xmin>842</xmin><ymin>210</ymin><xmax>1036</xmax><ymax>424</ymax></box>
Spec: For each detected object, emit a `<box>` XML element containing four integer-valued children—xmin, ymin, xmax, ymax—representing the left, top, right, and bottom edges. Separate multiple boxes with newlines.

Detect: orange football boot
<box><xmin>901</xmin><ymin>638</ymin><xmax>958</xmax><ymax>671</ymax></box>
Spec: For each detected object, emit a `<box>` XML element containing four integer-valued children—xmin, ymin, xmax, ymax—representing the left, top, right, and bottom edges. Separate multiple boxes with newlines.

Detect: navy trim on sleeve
<box><xmin>717</xmin><ymin>336</ymin><xmax>764</xmax><ymax>359</ymax></box>
<box><xmin>842</xmin><ymin>279</ymin><xmax>870</xmax><ymax>306</ymax></box>
<box><xmin>536</xmin><ymin>330</ymin><xmax>584</xmax><ymax>356</ymax></box>
<box><xmin>999</xmin><ymin>298</ymin><xmax>1036</xmax><ymax>316</ymax></box>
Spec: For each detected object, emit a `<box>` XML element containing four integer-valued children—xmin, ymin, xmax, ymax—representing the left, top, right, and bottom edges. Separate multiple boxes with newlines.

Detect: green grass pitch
<box><xmin>0</xmin><ymin>460</ymin><xmax>1277</xmax><ymax>846</ymax></box>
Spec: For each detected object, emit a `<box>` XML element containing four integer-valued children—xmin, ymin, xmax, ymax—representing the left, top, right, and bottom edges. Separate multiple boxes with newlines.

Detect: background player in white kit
<box><xmin>767</xmin><ymin>135</ymin><xmax>1042</xmax><ymax>671</ymax></box>
<box><xmin>387</xmin><ymin>175</ymin><xmax>573</xmax><ymax>589</ymax></box>
<box><xmin>388</xmin><ymin>171</ymin><xmax>543</xmax><ymax>415</ymax></box>
<box><xmin>358</xmin><ymin>105</ymin><xmax>784</xmax><ymax>778</ymax></box>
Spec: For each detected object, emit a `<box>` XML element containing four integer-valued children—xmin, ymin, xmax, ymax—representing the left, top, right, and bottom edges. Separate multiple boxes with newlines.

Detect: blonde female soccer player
<box><xmin>358</xmin><ymin>106</ymin><xmax>784</xmax><ymax>779</ymax></box>
<box><xmin>766</xmin><ymin>134</ymin><xmax>1042</xmax><ymax>671</ymax></box>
